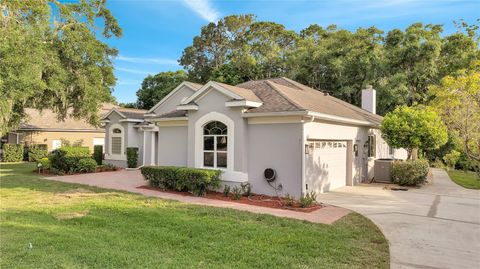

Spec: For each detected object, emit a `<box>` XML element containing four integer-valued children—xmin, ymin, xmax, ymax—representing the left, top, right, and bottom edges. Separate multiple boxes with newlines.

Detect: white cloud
<box><xmin>116</xmin><ymin>67</ymin><xmax>154</xmax><ymax>75</ymax></box>
<box><xmin>116</xmin><ymin>55</ymin><xmax>178</xmax><ymax>66</ymax></box>
<box><xmin>181</xmin><ymin>0</ymin><xmax>220</xmax><ymax>22</ymax></box>
<box><xmin>117</xmin><ymin>79</ymin><xmax>141</xmax><ymax>86</ymax></box>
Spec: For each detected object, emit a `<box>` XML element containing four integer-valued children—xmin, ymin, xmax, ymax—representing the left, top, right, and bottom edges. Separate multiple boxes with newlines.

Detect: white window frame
<box><xmin>108</xmin><ymin>123</ymin><xmax>126</xmax><ymax>160</ymax></box>
<box><xmin>194</xmin><ymin>112</ymin><xmax>234</xmax><ymax>171</ymax></box>
<box><xmin>203</xmin><ymin>121</ymin><xmax>228</xmax><ymax>169</ymax></box>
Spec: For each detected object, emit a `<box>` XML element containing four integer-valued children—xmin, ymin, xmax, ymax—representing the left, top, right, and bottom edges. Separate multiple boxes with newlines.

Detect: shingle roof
<box><xmin>115</xmin><ymin>108</ymin><xmax>147</xmax><ymax>119</ymax></box>
<box><xmin>237</xmin><ymin>77</ymin><xmax>382</xmax><ymax>125</ymax></box>
<box><xmin>184</xmin><ymin>81</ymin><xmax>204</xmax><ymax>90</ymax></box>
<box><xmin>19</xmin><ymin>104</ymin><xmax>117</xmax><ymax>130</ymax></box>
<box><xmin>213</xmin><ymin>82</ymin><xmax>262</xmax><ymax>103</ymax></box>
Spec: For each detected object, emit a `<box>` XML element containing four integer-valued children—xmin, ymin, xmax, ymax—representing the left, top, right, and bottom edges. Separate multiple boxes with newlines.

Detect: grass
<box><xmin>447</xmin><ymin>169</ymin><xmax>480</xmax><ymax>189</ymax></box>
<box><xmin>0</xmin><ymin>163</ymin><xmax>389</xmax><ymax>268</ymax></box>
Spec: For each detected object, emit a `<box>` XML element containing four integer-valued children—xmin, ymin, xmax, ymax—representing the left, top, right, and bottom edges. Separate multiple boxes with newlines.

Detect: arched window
<box><xmin>203</xmin><ymin>121</ymin><xmax>227</xmax><ymax>168</ymax></box>
<box><xmin>110</xmin><ymin>125</ymin><xmax>124</xmax><ymax>156</ymax></box>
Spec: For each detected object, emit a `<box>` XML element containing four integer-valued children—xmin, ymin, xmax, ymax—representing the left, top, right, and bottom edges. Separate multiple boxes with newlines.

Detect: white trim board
<box><xmin>181</xmin><ymin>82</ymin><xmax>244</xmax><ymax>105</ymax></box>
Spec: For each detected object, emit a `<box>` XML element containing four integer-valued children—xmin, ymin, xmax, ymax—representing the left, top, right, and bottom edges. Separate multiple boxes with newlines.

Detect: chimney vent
<box><xmin>361</xmin><ymin>86</ymin><xmax>376</xmax><ymax>114</ymax></box>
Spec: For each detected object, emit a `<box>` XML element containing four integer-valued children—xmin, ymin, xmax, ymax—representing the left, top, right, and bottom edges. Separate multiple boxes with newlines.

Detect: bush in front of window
<box><xmin>48</xmin><ymin>146</ymin><xmax>91</xmax><ymax>173</ymax></box>
<box><xmin>2</xmin><ymin>144</ymin><xmax>24</xmax><ymax>162</ymax></box>
<box><xmin>392</xmin><ymin>159</ymin><xmax>430</xmax><ymax>186</ymax></box>
<box><xmin>93</xmin><ymin>145</ymin><xmax>103</xmax><ymax>165</ymax></box>
<box><xmin>28</xmin><ymin>144</ymin><xmax>48</xmax><ymax>162</ymax></box>
<box><xmin>126</xmin><ymin>147</ymin><xmax>138</xmax><ymax>168</ymax></box>
<box><xmin>77</xmin><ymin>158</ymin><xmax>97</xmax><ymax>173</ymax></box>
<box><xmin>141</xmin><ymin>166</ymin><xmax>222</xmax><ymax>196</ymax></box>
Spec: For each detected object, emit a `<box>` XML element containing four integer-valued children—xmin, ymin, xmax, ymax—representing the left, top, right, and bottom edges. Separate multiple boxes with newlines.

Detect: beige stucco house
<box><xmin>4</xmin><ymin>104</ymin><xmax>142</xmax><ymax>152</ymax></box>
<box><xmin>101</xmin><ymin>78</ymin><xmax>406</xmax><ymax>198</ymax></box>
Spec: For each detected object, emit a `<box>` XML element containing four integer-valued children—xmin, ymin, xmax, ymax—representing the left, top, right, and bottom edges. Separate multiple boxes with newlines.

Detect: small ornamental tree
<box><xmin>381</xmin><ymin>106</ymin><xmax>448</xmax><ymax>159</ymax></box>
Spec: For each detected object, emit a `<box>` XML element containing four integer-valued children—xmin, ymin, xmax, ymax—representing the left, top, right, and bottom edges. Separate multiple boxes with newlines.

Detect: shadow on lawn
<box><xmin>0</xmin><ymin>162</ymin><xmax>105</xmax><ymax>194</ymax></box>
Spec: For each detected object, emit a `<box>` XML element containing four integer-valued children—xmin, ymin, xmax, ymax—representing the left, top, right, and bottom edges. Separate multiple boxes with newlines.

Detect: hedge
<box><xmin>2</xmin><ymin>144</ymin><xmax>23</xmax><ymax>162</ymax></box>
<box><xmin>28</xmin><ymin>144</ymin><xmax>48</xmax><ymax>162</ymax></box>
<box><xmin>127</xmin><ymin>147</ymin><xmax>138</xmax><ymax>168</ymax></box>
<box><xmin>93</xmin><ymin>145</ymin><xmax>103</xmax><ymax>165</ymax></box>
<box><xmin>77</xmin><ymin>158</ymin><xmax>97</xmax><ymax>173</ymax></box>
<box><xmin>392</xmin><ymin>159</ymin><xmax>430</xmax><ymax>186</ymax></box>
<box><xmin>48</xmin><ymin>146</ymin><xmax>92</xmax><ymax>173</ymax></box>
<box><xmin>141</xmin><ymin>166</ymin><xmax>222</xmax><ymax>196</ymax></box>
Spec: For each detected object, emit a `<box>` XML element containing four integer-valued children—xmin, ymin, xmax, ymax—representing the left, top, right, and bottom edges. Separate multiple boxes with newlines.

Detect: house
<box><xmin>101</xmin><ymin>78</ymin><xmax>407</xmax><ymax>198</ymax></box>
<box><xmin>4</xmin><ymin>104</ymin><xmax>126</xmax><ymax>152</ymax></box>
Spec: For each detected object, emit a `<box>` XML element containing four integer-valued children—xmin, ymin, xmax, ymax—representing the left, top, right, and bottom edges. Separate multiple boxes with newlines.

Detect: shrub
<box><xmin>240</xmin><ymin>182</ymin><xmax>252</xmax><ymax>197</ymax></box>
<box><xmin>299</xmin><ymin>191</ymin><xmax>317</xmax><ymax>208</ymax></box>
<box><xmin>176</xmin><ymin>167</ymin><xmax>222</xmax><ymax>196</ymax></box>
<box><xmin>392</xmin><ymin>159</ymin><xmax>430</xmax><ymax>186</ymax></box>
<box><xmin>126</xmin><ymin>147</ymin><xmax>138</xmax><ymax>168</ymax></box>
<box><xmin>2</xmin><ymin>144</ymin><xmax>23</xmax><ymax>162</ymax></box>
<box><xmin>28</xmin><ymin>144</ymin><xmax>48</xmax><ymax>162</ymax></box>
<box><xmin>232</xmin><ymin>186</ymin><xmax>242</xmax><ymax>200</ymax></box>
<box><xmin>284</xmin><ymin>194</ymin><xmax>294</xmax><ymax>207</ymax></box>
<box><xmin>141</xmin><ymin>166</ymin><xmax>222</xmax><ymax>196</ymax></box>
<box><xmin>223</xmin><ymin>185</ymin><xmax>231</xmax><ymax>197</ymax></box>
<box><xmin>431</xmin><ymin>158</ymin><xmax>446</xmax><ymax>169</ymax></box>
<box><xmin>48</xmin><ymin>146</ymin><xmax>91</xmax><ymax>173</ymax></box>
<box><xmin>443</xmin><ymin>150</ymin><xmax>461</xmax><ymax>170</ymax></box>
<box><xmin>93</xmin><ymin>145</ymin><xmax>103</xmax><ymax>165</ymax></box>
<box><xmin>37</xmin><ymin>157</ymin><xmax>51</xmax><ymax>170</ymax></box>
<box><xmin>97</xmin><ymin>163</ymin><xmax>117</xmax><ymax>172</ymax></box>
<box><xmin>77</xmin><ymin>158</ymin><xmax>97</xmax><ymax>173</ymax></box>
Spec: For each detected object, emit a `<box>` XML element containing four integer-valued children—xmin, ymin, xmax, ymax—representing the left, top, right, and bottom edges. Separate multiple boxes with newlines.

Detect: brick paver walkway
<box><xmin>46</xmin><ymin>170</ymin><xmax>350</xmax><ymax>225</ymax></box>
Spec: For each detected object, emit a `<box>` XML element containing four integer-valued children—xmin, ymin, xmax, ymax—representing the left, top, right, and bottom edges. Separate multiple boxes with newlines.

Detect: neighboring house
<box><xmin>102</xmin><ymin>78</ymin><xmax>407</xmax><ymax>198</ymax></box>
<box><xmin>5</xmin><ymin>104</ymin><xmax>118</xmax><ymax>152</ymax></box>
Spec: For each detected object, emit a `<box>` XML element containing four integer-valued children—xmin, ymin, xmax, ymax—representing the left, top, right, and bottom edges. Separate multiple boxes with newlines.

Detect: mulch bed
<box><xmin>137</xmin><ymin>185</ymin><xmax>324</xmax><ymax>213</ymax></box>
<box><xmin>35</xmin><ymin>167</ymin><xmax>121</xmax><ymax>176</ymax></box>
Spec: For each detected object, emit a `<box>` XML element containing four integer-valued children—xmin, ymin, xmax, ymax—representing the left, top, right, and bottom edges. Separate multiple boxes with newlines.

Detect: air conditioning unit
<box><xmin>374</xmin><ymin>159</ymin><xmax>395</xmax><ymax>183</ymax></box>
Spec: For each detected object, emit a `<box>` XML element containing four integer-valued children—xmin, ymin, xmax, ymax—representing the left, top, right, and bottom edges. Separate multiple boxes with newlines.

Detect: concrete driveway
<box><xmin>318</xmin><ymin>169</ymin><xmax>480</xmax><ymax>269</ymax></box>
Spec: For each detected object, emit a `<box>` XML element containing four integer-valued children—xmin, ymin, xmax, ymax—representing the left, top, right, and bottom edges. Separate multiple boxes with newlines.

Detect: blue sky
<box><xmin>101</xmin><ymin>0</ymin><xmax>479</xmax><ymax>103</ymax></box>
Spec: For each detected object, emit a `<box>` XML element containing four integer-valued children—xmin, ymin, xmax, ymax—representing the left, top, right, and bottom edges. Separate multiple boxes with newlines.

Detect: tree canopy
<box><xmin>429</xmin><ymin>61</ymin><xmax>480</xmax><ymax>162</ymax></box>
<box><xmin>135</xmin><ymin>70</ymin><xmax>188</xmax><ymax>110</ymax></box>
<box><xmin>381</xmin><ymin>106</ymin><xmax>448</xmax><ymax>159</ymax></box>
<box><xmin>0</xmin><ymin>0</ymin><xmax>121</xmax><ymax>135</ymax></box>
<box><xmin>177</xmin><ymin>16</ymin><xmax>479</xmax><ymax>115</ymax></box>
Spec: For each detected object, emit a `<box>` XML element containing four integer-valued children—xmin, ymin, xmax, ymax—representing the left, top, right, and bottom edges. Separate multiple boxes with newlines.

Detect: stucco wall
<box><xmin>186</xmin><ymin>89</ymin><xmax>248</xmax><ymax>180</ymax></box>
<box><xmin>153</xmin><ymin>85</ymin><xmax>196</xmax><ymax>115</ymax></box>
<box><xmin>157</xmin><ymin>126</ymin><xmax>188</xmax><ymax>166</ymax></box>
<box><xmin>247</xmin><ymin>123</ymin><xmax>303</xmax><ymax>198</ymax></box>
<box><xmin>15</xmin><ymin>130</ymin><xmax>105</xmax><ymax>152</ymax></box>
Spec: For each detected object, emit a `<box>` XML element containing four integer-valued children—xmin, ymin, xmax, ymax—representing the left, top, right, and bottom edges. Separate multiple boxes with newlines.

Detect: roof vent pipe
<box><xmin>361</xmin><ymin>85</ymin><xmax>376</xmax><ymax>114</ymax></box>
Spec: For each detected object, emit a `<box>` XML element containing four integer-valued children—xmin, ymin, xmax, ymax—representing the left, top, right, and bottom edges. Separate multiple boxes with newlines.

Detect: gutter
<box><xmin>242</xmin><ymin>110</ymin><xmax>379</xmax><ymax>127</ymax></box>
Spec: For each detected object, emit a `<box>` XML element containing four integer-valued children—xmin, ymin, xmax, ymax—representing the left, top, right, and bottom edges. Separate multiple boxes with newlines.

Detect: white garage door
<box><xmin>305</xmin><ymin>140</ymin><xmax>347</xmax><ymax>193</ymax></box>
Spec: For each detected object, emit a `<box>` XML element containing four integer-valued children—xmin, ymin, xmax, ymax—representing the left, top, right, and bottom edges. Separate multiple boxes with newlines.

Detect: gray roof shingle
<box><xmin>237</xmin><ymin>77</ymin><xmax>382</xmax><ymax>125</ymax></box>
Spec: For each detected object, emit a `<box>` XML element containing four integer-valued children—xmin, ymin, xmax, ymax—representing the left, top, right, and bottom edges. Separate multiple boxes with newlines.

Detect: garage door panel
<box><xmin>305</xmin><ymin>141</ymin><xmax>347</xmax><ymax>193</ymax></box>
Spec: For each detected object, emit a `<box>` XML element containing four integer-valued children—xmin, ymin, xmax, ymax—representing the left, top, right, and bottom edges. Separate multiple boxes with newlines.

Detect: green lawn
<box><xmin>0</xmin><ymin>163</ymin><xmax>389</xmax><ymax>268</ymax></box>
<box><xmin>447</xmin><ymin>169</ymin><xmax>480</xmax><ymax>189</ymax></box>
